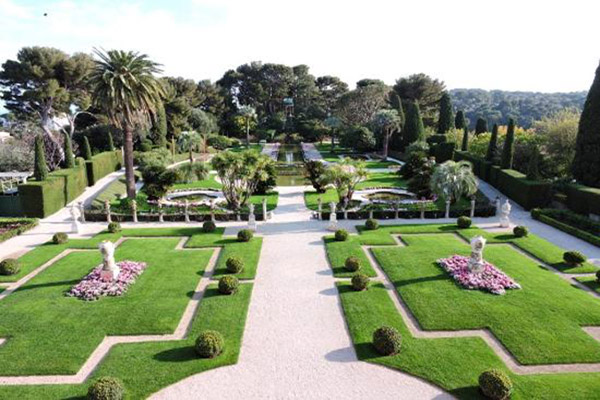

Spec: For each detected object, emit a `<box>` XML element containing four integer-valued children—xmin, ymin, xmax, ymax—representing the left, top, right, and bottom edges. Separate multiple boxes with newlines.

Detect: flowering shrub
<box><xmin>437</xmin><ymin>255</ymin><xmax>520</xmax><ymax>295</ymax></box>
<box><xmin>67</xmin><ymin>261</ymin><xmax>147</xmax><ymax>301</ymax></box>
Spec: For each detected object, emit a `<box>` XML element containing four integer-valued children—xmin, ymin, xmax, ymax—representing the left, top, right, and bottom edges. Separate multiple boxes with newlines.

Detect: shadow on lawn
<box><xmin>449</xmin><ymin>385</ymin><xmax>484</xmax><ymax>399</ymax></box>
<box><xmin>393</xmin><ymin>274</ymin><xmax>447</xmax><ymax>288</ymax></box>
<box><xmin>17</xmin><ymin>279</ymin><xmax>80</xmax><ymax>292</ymax></box>
<box><xmin>153</xmin><ymin>346</ymin><xmax>197</xmax><ymax>363</ymax></box>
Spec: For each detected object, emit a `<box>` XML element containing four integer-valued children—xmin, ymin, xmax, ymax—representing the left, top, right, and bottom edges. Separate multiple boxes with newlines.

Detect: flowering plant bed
<box><xmin>67</xmin><ymin>261</ymin><xmax>147</xmax><ymax>301</ymax></box>
<box><xmin>437</xmin><ymin>255</ymin><xmax>521</xmax><ymax>295</ymax></box>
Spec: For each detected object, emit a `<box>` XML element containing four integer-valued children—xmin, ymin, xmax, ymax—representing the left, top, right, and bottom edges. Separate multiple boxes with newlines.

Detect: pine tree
<box><xmin>402</xmin><ymin>101</ymin><xmax>425</xmax><ymax>148</ymax></box>
<box><xmin>150</xmin><ymin>102</ymin><xmax>168</xmax><ymax>147</ymax></box>
<box><xmin>63</xmin><ymin>132</ymin><xmax>74</xmax><ymax>168</ymax></box>
<box><xmin>461</xmin><ymin>127</ymin><xmax>469</xmax><ymax>151</ymax></box>
<box><xmin>437</xmin><ymin>92</ymin><xmax>454</xmax><ymax>134</ymax></box>
<box><xmin>83</xmin><ymin>136</ymin><xmax>92</xmax><ymax>160</ymax></box>
<box><xmin>501</xmin><ymin>119</ymin><xmax>516</xmax><ymax>169</ymax></box>
<box><xmin>486</xmin><ymin>124</ymin><xmax>499</xmax><ymax>162</ymax></box>
<box><xmin>475</xmin><ymin>118</ymin><xmax>488</xmax><ymax>135</ymax></box>
<box><xmin>572</xmin><ymin>61</ymin><xmax>600</xmax><ymax>187</ymax></box>
<box><xmin>34</xmin><ymin>135</ymin><xmax>48</xmax><ymax>181</ymax></box>
<box><xmin>455</xmin><ymin>110</ymin><xmax>466</xmax><ymax>130</ymax></box>
<box><xmin>107</xmin><ymin>131</ymin><xmax>115</xmax><ymax>151</ymax></box>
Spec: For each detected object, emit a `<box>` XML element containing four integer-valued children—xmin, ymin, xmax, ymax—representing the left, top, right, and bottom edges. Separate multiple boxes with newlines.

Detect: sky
<box><xmin>0</xmin><ymin>0</ymin><xmax>599</xmax><ymax>95</ymax></box>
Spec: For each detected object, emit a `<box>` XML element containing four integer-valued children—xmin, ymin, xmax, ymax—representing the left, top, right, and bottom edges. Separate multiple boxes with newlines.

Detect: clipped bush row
<box><xmin>0</xmin><ymin>218</ymin><xmax>38</xmax><ymax>243</ymax></box>
<box><xmin>531</xmin><ymin>208</ymin><xmax>600</xmax><ymax>248</ymax></box>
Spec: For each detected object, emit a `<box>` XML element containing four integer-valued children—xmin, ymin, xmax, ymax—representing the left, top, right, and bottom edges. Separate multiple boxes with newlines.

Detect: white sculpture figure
<box><xmin>105</xmin><ymin>200</ymin><xmax>112</xmax><ymax>223</ymax></box>
<box><xmin>248</xmin><ymin>203</ymin><xmax>257</xmax><ymax>231</ymax></box>
<box><xmin>445</xmin><ymin>199</ymin><xmax>451</xmax><ymax>219</ymax></box>
<box><xmin>78</xmin><ymin>202</ymin><xmax>86</xmax><ymax>223</ymax></box>
<box><xmin>262</xmin><ymin>198</ymin><xmax>268</xmax><ymax>222</ymax></box>
<box><xmin>467</xmin><ymin>235</ymin><xmax>487</xmax><ymax>274</ymax></box>
<box><xmin>210</xmin><ymin>199</ymin><xmax>216</xmax><ymax>222</ymax></box>
<box><xmin>99</xmin><ymin>241</ymin><xmax>120</xmax><ymax>281</ymax></box>
<box><xmin>70</xmin><ymin>205</ymin><xmax>81</xmax><ymax>234</ymax></box>
<box><xmin>158</xmin><ymin>200</ymin><xmax>164</xmax><ymax>223</ymax></box>
<box><xmin>131</xmin><ymin>200</ymin><xmax>138</xmax><ymax>223</ymax></box>
<box><xmin>470</xmin><ymin>198</ymin><xmax>476</xmax><ymax>218</ymax></box>
<box><xmin>184</xmin><ymin>199</ymin><xmax>190</xmax><ymax>223</ymax></box>
<box><xmin>317</xmin><ymin>197</ymin><xmax>323</xmax><ymax>220</ymax></box>
<box><xmin>499</xmin><ymin>199</ymin><xmax>512</xmax><ymax>228</ymax></box>
<box><xmin>328</xmin><ymin>202</ymin><xmax>338</xmax><ymax>231</ymax></box>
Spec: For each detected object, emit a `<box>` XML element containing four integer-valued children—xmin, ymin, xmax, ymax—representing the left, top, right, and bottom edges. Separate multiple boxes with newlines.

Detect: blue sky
<box><xmin>0</xmin><ymin>0</ymin><xmax>599</xmax><ymax>99</ymax></box>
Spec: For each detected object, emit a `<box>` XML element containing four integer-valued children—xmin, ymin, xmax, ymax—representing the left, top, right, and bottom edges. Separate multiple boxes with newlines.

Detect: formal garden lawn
<box><xmin>314</xmin><ymin>143</ymin><xmax>398</xmax><ymax>169</ymax></box>
<box><xmin>0</xmin><ymin>227</ymin><xmax>258</xmax><ymax>398</ymax></box>
<box><xmin>328</xmin><ymin>223</ymin><xmax>600</xmax><ymax>399</ymax></box>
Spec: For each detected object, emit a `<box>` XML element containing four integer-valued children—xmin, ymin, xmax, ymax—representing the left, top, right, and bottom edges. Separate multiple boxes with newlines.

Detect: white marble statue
<box><xmin>262</xmin><ymin>198</ymin><xmax>268</xmax><ymax>221</ymax></box>
<box><xmin>78</xmin><ymin>202</ymin><xmax>86</xmax><ymax>223</ymax></box>
<box><xmin>467</xmin><ymin>235</ymin><xmax>487</xmax><ymax>274</ymax></box>
<box><xmin>499</xmin><ymin>199</ymin><xmax>512</xmax><ymax>228</ymax></box>
<box><xmin>248</xmin><ymin>203</ymin><xmax>257</xmax><ymax>231</ymax></box>
<box><xmin>131</xmin><ymin>199</ymin><xmax>138</xmax><ymax>223</ymax></box>
<box><xmin>70</xmin><ymin>205</ymin><xmax>81</xmax><ymax>234</ymax></box>
<box><xmin>328</xmin><ymin>202</ymin><xmax>338</xmax><ymax>231</ymax></box>
<box><xmin>184</xmin><ymin>199</ymin><xmax>190</xmax><ymax>223</ymax></box>
<box><xmin>98</xmin><ymin>241</ymin><xmax>120</xmax><ymax>281</ymax></box>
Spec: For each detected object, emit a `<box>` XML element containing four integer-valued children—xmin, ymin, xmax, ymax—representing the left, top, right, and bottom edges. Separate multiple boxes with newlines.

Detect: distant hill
<box><xmin>449</xmin><ymin>89</ymin><xmax>587</xmax><ymax>129</ymax></box>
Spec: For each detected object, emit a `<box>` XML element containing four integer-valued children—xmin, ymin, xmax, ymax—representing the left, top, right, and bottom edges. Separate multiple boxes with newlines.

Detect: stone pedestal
<box><xmin>327</xmin><ymin>202</ymin><xmax>338</xmax><ymax>231</ymax></box>
<box><xmin>470</xmin><ymin>199</ymin><xmax>476</xmax><ymax>218</ymax></box>
<box><xmin>445</xmin><ymin>199</ymin><xmax>451</xmax><ymax>219</ymax></box>
<box><xmin>248</xmin><ymin>203</ymin><xmax>257</xmax><ymax>231</ymax></box>
<box><xmin>184</xmin><ymin>200</ymin><xmax>190</xmax><ymax>223</ymax></box>
<box><xmin>262</xmin><ymin>198</ymin><xmax>268</xmax><ymax>222</ymax></box>
<box><xmin>131</xmin><ymin>200</ymin><xmax>138</xmax><ymax>223</ymax></box>
<box><xmin>70</xmin><ymin>205</ymin><xmax>81</xmax><ymax>234</ymax></box>
<box><xmin>158</xmin><ymin>202</ymin><xmax>164</xmax><ymax>223</ymax></box>
<box><xmin>105</xmin><ymin>200</ymin><xmax>112</xmax><ymax>223</ymax></box>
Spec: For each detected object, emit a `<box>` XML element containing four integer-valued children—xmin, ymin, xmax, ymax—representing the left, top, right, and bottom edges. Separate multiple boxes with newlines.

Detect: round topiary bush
<box><xmin>351</xmin><ymin>273</ymin><xmax>370</xmax><ymax>291</ymax></box>
<box><xmin>87</xmin><ymin>376</ymin><xmax>124</xmax><ymax>400</ymax></box>
<box><xmin>0</xmin><ymin>258</ymin><xmax>20</xmax><ymax>276</ymax></box>
<box><xmin>365</xmin><ymin>218</ymin><xmax>379</xmax><ymax>230</ymax></box>
<box><xmin>457</xmin><ymin>216</ymin><xmax>472</xmax><ymax>229</ymax></box>
<box><xmin>52</xmin><ymin>232</ymin><xmax>68</xmax><ymax>244</ymax></box>
<box><xmin>478</xmin><ymin>369</ymin><xmax>512</xmax><ymax>400</ymax></box>
<box><xmin>513</xmin><ymin>225</ymin><xmax>528</xmax><ymax>238</ymax></box>
<box><xmin>345</xmin><ymin>256</ymin><xmax>361</xmax><ymax>272</ymax></box>
<box><xmin>531</xmin><ymin>208</ymin><xmax>541</xmax><ymax>219</ymax></box>
<box><xmin>334</xmin><ymin>229</ymin><xmax>348</xmax><ymax>242</ymax></box>
<box><xmin>218</xmin><ymin>275</ymin><xmax>239</xmax><ymax>295</ymax></box>
<box><xmin>237</xmin><ymin>229</ymin><xmax>253</xmax><ymax>242</ymax></box>
<box><xmin>107</xmin><ymin>222</ymin><xmax>121</xmax><ymax>233</ymax></box>
<box><xmin>372</xmin><ymin>326</ymin><xmax>402</xmax><ymax>355</ymax></box>
<box><xmin>226</xmin><ymin>256</ymin><xmax>244</xmax><ymax>273</ymax></box>
<box><xmin>195</xmin><ymin>330</ymin><xmax>224</xmax><ymax>358</ymax></box>
<box><xmin>203</xmin><ymin>220</ymin><xmax>216</xmax><ymax>233</ymax></box>
<box><xmin>564</xmin><ymin>250</ymin><xmax>587</xmax><ymax>266</ymax></box>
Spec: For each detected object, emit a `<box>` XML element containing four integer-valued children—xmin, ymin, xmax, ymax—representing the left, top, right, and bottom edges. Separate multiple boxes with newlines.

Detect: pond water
<box><xmin>364</xmin><ymin>191</ymin><xmax>414</xmax><ymax>202</ymax></box>
<box><xmin>276</xmin><ymin>144</ymin><xmax>306</xmax><ymax>186</ymax></box>
<box><xmin>171</xmin><ymin>193</ymin><xmax>218</xmax><ymax>202</ymax></box>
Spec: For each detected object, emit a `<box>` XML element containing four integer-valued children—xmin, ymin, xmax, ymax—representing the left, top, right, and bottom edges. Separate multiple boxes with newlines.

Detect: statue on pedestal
<box><xmin>262</xmin><ymin>198</ymin><xmax>268</xmax><ymax>221</ymax></box>
<box><xmin>99</xmin><ymin>241</ymin><xmax>120</xmax><ymax>281</ymax></box>
<box><xmin>131</xmin><ymin>200</ymin><xmax>138</xmax><ymax>223</ymax></box>
<box><xmin>467</xmin><ymin>235</ymin><xmax>487</xmax><ymax>274</ymax></box>
<box><xmin>499</xmin><ymin>199</ymin><xmax>512</xmax><ymax>228</ymax></box>
<box><xmin>328</xmin><ymin>202</ymin><xmax>338</xmax><ymax>231</ymax></box>
<box><xmin>70</xmin><ymin>205</ymin><xmax>81</xmax><ymax>234</ymax></box>
<box><xmin>248</xmin><ymin>203</ymin><xmax>257</xmax><ymax>231</ymax></box>
<box><xmin>184</xmin><ymin>199</ymin><xmax>190</xmax><ymax>223</ymax></box>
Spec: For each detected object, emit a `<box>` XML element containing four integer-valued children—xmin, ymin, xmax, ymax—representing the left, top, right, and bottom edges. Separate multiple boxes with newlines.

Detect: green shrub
<box><xmin>365</xmin><ymin>218</ymin><xmax>379</xmax><ymax>230</ymax></box>
<box><xmin>202</xmin><ymin>221</ymin><xmax>216</xmax><ymax>233</ymax></box>
<box><xmin>531</xmin><ymin>208</ymin><xmax>542</xmax><ymax>219</ymax></box>
<box><xmin>0</xmin><ymin>218</ymin><xmax>38</xmax><ymax>243</ymax></box>
<box><xmin>595</xmin><ymin>270</ymin><xmax>600</xmax><ymax>283</ymax></box>
<box><xmin>226</xmin><ymin>256</ymin><xmax>244</xmax><ymax>273</ymax></box>
<box><xmin>0</xmin><ymin>258</ymin><xmax>20</xmax><ymax>276</ymax></box>
<box><xmin>139</xmin><ymin>140</ymin><xmax>152</xmax><ymax>152</ymax></box>
<box><xmin>195</xmin><ymin>330</ymin><xmax>224</xmax><ymax>358</ymax></box>
<box><xmin>478</xmin><ymin>369</ymin><xmax>512</xmax><ymax>400</ymax></box>
<box><xmin>372</xmin><ymin>326</ymin><xmax>402</xmax><ymax>355</ymax></box>
<box><xmin>563</xmin><ymin>251</ymin><xmax>587</xmax><ymax>266</ymax></box>
<box><xmin>86</xmin><ymin>150</ymin><xmax>123</xmax><ymax>186</ymax></box>
<box><xmin>52</xmin><ymin>232</ymin><xmax>68</xmax><ymax>244</ymax></box>
<box><xmin>107</xmin><ymin>222</ymin><xmax>121</xmax><ymax>233</ymax></box>
<box><xmin>457</xmin><ymin>216</ymin><xmax>472</xmax><ymax>229</ymax></box>
<box><xmin>237</xmin><ymin>229</ymin><xmax>253</xmax><ymax>242</ymax></box>
<box><xmin>345</xmin><ymin>256</ymin><xmax>361</xmax><ymax>272</ymax></box>
<box><xmin>87</xmin><ymin>376</ymin><xmax>124</xmax><ymax>400</ymax></box>
<box><xmin>140</xmin><ymin>164</ymin><xmax>178</xmax><ymax>200</ymax></box>
<box><xmin>513</xmin><ymin>225</ymin><xmax>528</xmax><ymax>237</ymax></box>
<box><xmin>334</xmin><ymin>229</ymin><xmax>348</xmax><ymax>242</ymax></box>
<box><xmin>351</xmin><ymin>273</ymin><xmax>369</xmax><ymax>291</ymax></box>
<box><xmin>218</xmin><ymin>275</ymin><xmax>239</xmax><ymax>294</ymax></box>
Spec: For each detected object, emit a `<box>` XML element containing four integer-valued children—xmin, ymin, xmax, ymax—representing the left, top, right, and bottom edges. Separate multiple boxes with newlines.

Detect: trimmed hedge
<box><xmin>566</xmin><ymin>184</ymin><xmax>600</xmax><ymax>216</ymax></box>
<box><xmin>532</xmin><ymin>208</ymin><xmax>600</xmax><ymax>248</ymax></box>
<box><xmin>0</xmin><ymin>218</ymin><xmax>38</xmax><ymax>242</ymax></box>
<box><xmin>86</xmin><ymin>150</ymin><xmax>123</xmax><ymax>186</ymax></box>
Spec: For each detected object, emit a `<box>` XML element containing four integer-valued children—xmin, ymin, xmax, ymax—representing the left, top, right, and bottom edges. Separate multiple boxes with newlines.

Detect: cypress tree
<box><xmin>437</xmin><ymin>92</ymin><xmax>454</xmax><ymax>134</ymax></box>
<box><xmin>63</xmin><ymin>131</ymin><xmax>74</xmax><ymax>168</ymax></box>
<box><xmin>151</xmin><ymin>102</ymin><xmax>168</xmax><ymax>147</ymax></box>
<box><xmin>455</xmin><ymin>110</ymin><xmax>466</xmax><ymax>130</ymax></box>
<box><xmin>403</xmin><ymin>101</ymin><xmax>425</xmax><ymax>148</ymax></box>
<box><xmin>83</xmin><ymin>136</ymin><xmax>92</xmax><ymax>160</ymax></box>
<box><xmin>461</xmin><ymin>127</ymin><xmax>469</xmax><ymax>151</ymax></box>
<box><xmin>389</xmin><ymin>93</ymin><xmax>405</xmax><ymax>150</ymax></box>
<box><xmin>526</xmin><ymin>146</ymin><xmax>540</xmax><ymax>180</ymax></box>
<box><xmin>34</xmin><ymin>135</ymin><xmax>48</xmax><ymax>181</ymax></box>
<box><xmin>572</xmin><ymin>61</ymin><xmax>600</xmax><ymax>187</ymax></box>
<box><xmin>501</xmin><ymin>118</ymin><xmax>516</xmax><ymax>169</ymax></box>
<box><xmin>475</xmin><ymin>118</ymin><xmax>488</xmax><ymax>135</ymax></box>
<box><xmin>485</xmin><ymin>124</ymin><xmax>499</xmax><ymax>162</ymax></box>
<box><xmin>107</xmin><ymin>131</ymin><xmax>115</xmax><ymax>151</ymax></box>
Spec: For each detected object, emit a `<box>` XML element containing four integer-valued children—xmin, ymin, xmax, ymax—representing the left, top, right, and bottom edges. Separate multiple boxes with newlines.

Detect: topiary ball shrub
<box><xmin>345</xmin><ymin>256</ymin><xmax>361</xmax><ymax>272</ymax></box>
<box><xmin>218</xmin><ymin>275</ymin><xmax>239</xmax><ymax>295</ymax></box>
<box><xmin>513</xmin><ymin>225</ymin><xmax>528</xmax><ymax>238</ymax></box>
<box><xmin>237</xmin><ymin>229</ymin><xmax>253</xmax><ymax>242</ymax></box>
<box><xmin>365</xmin><ymin>218</ymin><xmax>379</xmax><ymax>230</ymax></box>
<box><xmin>202</xmin><ymin>220</ymin><xmax>216</xmax><ymax>233</ymax></box>
<box><xmin>531</xmin><ymin>208</ymin><xmax>541</xmax><ymax>219</ymax></box>
<box><xmin>107</xmin><ymin>222</ymin><xmax>121</xmax><ymax>233</ymax></box>
<box><xmin>564</xmin><ymin>250</ymin><xmax>587</xmax><ymax>266</ymax></box>
<box><xmin>0</xmin><ymin>259</ymin><xmax>21</xmax><ymax>276</ymax></box>
<box><xmin>52</xmin><ymin>232</ymin><xmax>68</xmax><ymax>244</ymax></box>
<box><xmin>351</xmin><ymin>273</ymin><xmax>370</xmax><ymax>291</ymax></box>
<box><xmin>87</xmin><ymin>376</ymin><xmax>124</xmax><ymax>400</ymax></box>
<box><xmin>334</xmin><ymin>229</ymin><xmax>349</xmax><ymax>242</ymax></box>
<box><xmin>457</xmin><ymin>216</ymin><xmax>472</xmax><ymax>229</ymax></box>
<box><xmin>195</xmin><ymin>330</ymin><xmax>224</xmax><ymax>358</ymax></box>
<box><xmin>478</xmin><ymin>369</ymin><xmax>512</xmax><ymax>400</ymax></box>
<box><xmin>372</xmin><ymin>326</ymin><xmax>402</xmax><ymax>356</ymax></box>
<box><xmin>226</xmin><ymin>256</ymin><xmax>244</xmax><ymax>273</ymax></box>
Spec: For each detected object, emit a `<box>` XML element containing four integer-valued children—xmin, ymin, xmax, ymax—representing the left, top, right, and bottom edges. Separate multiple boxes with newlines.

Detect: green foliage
<box><xmin>340</xmin><ymin>126</ymin><xmax>376</xmax><ymax>152</ymax></box>
<box><xmin>407</xmin><ymin>156</ymin><xmax>436</xmax><ymax>199</ymax></box>
<box><xmin>403</xmin><ymin>101</ymin><xmax>425</xmax><ymax>147</ymax></box>
<box><xmin>34</xmin><ymin>135</ymin><xmax>48</xmax><ymax>181</ymax></box>
<box><xmin>563</xmin><ymin>251</ymin><xmax>587</xmax><ymax>266</ymax></box>
<box><xmin>202</xmin><ymin>221</ymin><xmax>216</xmax><ymax>233</ymax></box>
<box><xmin>107</xmin><ymin>131</ymin><xmax>115</xmax><ymax>151</ymax></box>
<box><xmin>0</xmin><ymin>218</ymin><xmax>38</xmax><ymax>243</ymax></box>
<box><xmin>226</xmin><ymin>256</ymin><xmax>244</xmax><ymax>273</ymax></box>
<box><xmin>372</xmin><ymin>326</ymin><xmax>402</xmax><ymax>355</ymax></box>
<box><xmin>207</xmin><ymin>134</ymin><xmax>235</xmax><ymax>150</ymax></box>
<box><xmin>513</xmin><ymin>225</ymin><xmax>529</xmax><ymax>237</ymax></box>
<box><xmin>141</xmin><ymin>165</ymin><xmax>178</xmax><ymax>200</ymax></box>
<box><xmin>433</xmin><ymin>142</ymin><xmax>455</xmax><ymax>163</ymax></box>
<box><xmin>393</xmin><ymin>73</ymin><xmax>445</xmax><ymax>125</ymax></box>
<box><xmin>52</xmin><ymin>232</ymin><xmax>68</xmax><ymax>244</ymax></box>
<box><xmin>107</xmin><ymin>222</ymin><xmax>121</xmax><ymax>233</ymax></box>
<box><xmin>83</xmin><ymin>136</ymin><xmax>93</xmax><ymax>160</ymax></box>
<box><xmin>351</xmin><ymin>272</ymin><xmax>370</xmax><ymax>291</ymax></box>
<box><xmin>86</xmin><ymin>150</ymin><xmax>123</xmax><ymax>186</ymax></box>
<box><xmin>87</xmin><ymin>376</ymin><xmax>125</xmax><ymax>400</ymax></box>
<box><xmin>478</xmin><ymin>369</ymin><xmax>512</xmax><ymax>400</ymax></box>
<box><xmin>237</xmin><ymin>229</ymin><xmax>254</xmax><ymax>242</ymax></box>
<box><xmin>461</xmin><ymin>127</ymin><xmax>469</xmax><ymax>151</ymax></box>
<box><xmin>218</xmin><ymin>275</ymin><xmax>239</xmax><ymax>295</ymax></box>
<box><xmin>194</xmin><ymin>330</ymin><xmax>224</xmax><ymax>358</ymax></box>
<box><xmin>176</xmin><ymin>162</ymin><xmax>209</xmax><ymax>184</ymax></box>
<box><xmin>335</xmin><ymin>229</ymin><xmax>349</xmax><ymax>242</ymax></box>
<box><xmin>365</xmin><ymin>218</ymin><xmax>379</xmax><ymax>230</ymax></box>
<box><xmin>430</xmin><ymin>160</ymin><xmax>477</xmax><ymax>203</ymax></box>
<box><xmin>475</xmin><ymin>117</ymin><xmax>488</xmax><ymax>134</ymax></box>
<box><xmin>501</xmin><ymin>119</ymin><xmax>516</xmax><ymax>169</ymax></box>
<box><xmin>0</xmin><ymin>258</ymin><xmax>21</xmax><ymax>276</ymax></box>
<box><xmin>150</xmin><ymin>102</ymin><xmax>168</xmax><ymax>147</ymax></box>
<box><xmin>456</xmin><ymin>216</ymin><xmax>472</xmax><ymax>229</ymax></box>
<box><xmin>63</xmin><ymin>132</ymin><xmax>75</xmax><ymax>168</ymax></box>
<box><xmin>526</xmin><ymin>146</ymin><xmax>541</xmax><ymax>180</ymax></box>
<box><xmin>486</xmin><ymin>124</ymin><xmax>499</xmax><ymax>162</ymax></box>
<box><xmin>345</xmin><ymin>256</ymin><xmax>361</xmax><ymax>272</ymax></box>
<box><xmin>494</xmin><ymin>168</ymin><xmax>552</xmax><ymax>210</ymax></box>
<box><xmin>437</xmin><ymin>92</ymin><xmax>454</xmax><ymax>133</ymax></box>
<box><xmin>75</xmin><ymin>124</ymin><xmax>123</xmax><ymax>152</ymax></box>
<box><xmin>304</xmin><ymin>160</ymin><xmax>327</xmax><ymax>193</ymax></box>
<box><xmin>321</xmin><ymin>159</ymin><xmax>368</xmax><ymax>204</ymax></box>
<box><xmin>134</xmin><ymin>148</ymin><xmax>171</xmax><ymax>170</ymax></box>
<box><xmin>454</xmin><ymin>110</ymin><xmax>466</xmax><ymax>130</ymax></box>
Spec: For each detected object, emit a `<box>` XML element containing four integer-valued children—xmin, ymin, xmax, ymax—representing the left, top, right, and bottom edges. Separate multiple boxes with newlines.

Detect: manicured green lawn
<box><xmin>314</xmin><ymin>143</ymin><xmax>398</xmax><ymax>169</ymax></box>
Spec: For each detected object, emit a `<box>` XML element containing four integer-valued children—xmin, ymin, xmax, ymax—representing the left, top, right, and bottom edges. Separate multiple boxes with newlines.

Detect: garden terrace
<box><xmin>315</xmin><ymin>143</ymin><xmax>399</xmax><ymax>169</ymax></box>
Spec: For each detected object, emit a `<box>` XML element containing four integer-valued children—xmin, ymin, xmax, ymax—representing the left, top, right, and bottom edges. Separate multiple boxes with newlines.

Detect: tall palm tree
<box><xmin>89</xmin><ymin>49</ymin><xmax>164</xmax><ymax>199</ymax></box>
<box><xmin>430</xmin><ymin>160</ymin><xmax>478</xmax><ymax>203</ymax></box>
<box><xmin>373</xmin><ymin>109</ymin><xmax>401</xmax><ymax>160</ymax></box>
<box><xmin>238</xmin><ymin>105</ymin><xmax>256</xmax><ymax>147</ymax></box>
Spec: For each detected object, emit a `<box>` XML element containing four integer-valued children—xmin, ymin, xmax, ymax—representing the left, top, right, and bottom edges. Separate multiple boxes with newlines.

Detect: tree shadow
<box><xmin>324</xmin><ymin>346</ymin><xmax>357</xmax><ymax>362</ymax></box>
<box><xmin>152</xmin><ymin>345</ymin><xmax>197</xmax><ymax>363</ymax></box>
<box><xmin>449</xmin><ymin>385</ymin><xmax>484</xmax><ymax>399</ymax></box>
<box><xmin>17</xmin><ymin>279</ymin><xmax>80</xmax><ymax>292</ymax></box>
<box><xmin>393</xmin><ymin>274</ymin><xmax>447</xmax><ymax>288</ymax></box>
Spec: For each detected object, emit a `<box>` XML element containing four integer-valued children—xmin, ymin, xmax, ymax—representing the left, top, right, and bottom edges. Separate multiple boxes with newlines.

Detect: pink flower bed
<box><xmin>437</xmin><ymin>255</ymin><xmax>521</xmax><ymax>295</ymax></box>
<box><xmin>67</xmin><ymin>261</ymin><xmax>147</xmax><ymax>301</ymax></box>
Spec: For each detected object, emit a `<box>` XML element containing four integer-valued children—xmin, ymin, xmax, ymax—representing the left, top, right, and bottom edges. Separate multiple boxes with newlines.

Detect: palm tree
<box><xmin>430</xmin><ymin>160</ymin><xmax>478</xmax><ymax>203</ymax></box>
<box><xmin>89</xmin><ymin>49</ymin><xmax>164</xmax><ymax>199</ymax></box>
<box><xmin>178</xmin><ymin>131</ymin><xmax>204</xmax><ymax>163</ymax></box>
<box><xmin>373</xmin><ymin>109</ymin><xmax>401</xmax><ymax>160</ymax></box>
<box><xmin>321</xmin><ymin>158</ymin><xmax>368</xmax><ymax>205</ymax></box>
<box><xmin>238</xmin><ymin>105</ymin><xmax>257</xmax><ymax>147</ymax></box>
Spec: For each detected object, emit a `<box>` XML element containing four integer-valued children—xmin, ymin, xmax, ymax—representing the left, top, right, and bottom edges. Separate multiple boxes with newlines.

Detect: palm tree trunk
<box><xmin>246</xmin><ymin>119</ymin><xmax>250</xmax><ymax>147</ymax></box>
<box><xmin>382</xmin><ymin>128</ymin><xmax>390</xmax><ymax>160</ymax></box>
<box><xmin>124</xmin><ymin>126</ymin><xmax>136</xmax><ymax>199</ymax></box>
<box><xmin>331</xmin><ymin>131</ymin><xmax>335</xmax><ymax>152</ymax></box>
